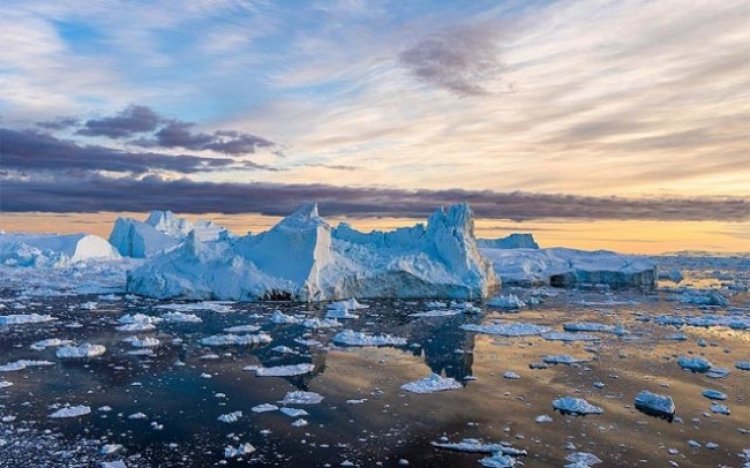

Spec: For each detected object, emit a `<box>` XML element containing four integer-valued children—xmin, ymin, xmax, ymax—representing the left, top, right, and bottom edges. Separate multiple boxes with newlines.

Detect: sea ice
<box><xmin>199</xmin><ymin>333</ymin><xmax>272</xmax><ymax>347</ymax></box>
<box><xmin>702</xmin><ymin>389</ymin><xmax>727</xmax><ymax>401</ymax></box>
<box><xmin>224</xmin><ymin>442</ymin><xmax>255</xmax><ymax>458</ymax></box>
<box><xmin>56</xmin><ymin>343</ymin><xmax>106</xmax><ymax>359</ymax></box>
<box><xmin>217</xmin><ymin>411</ymin><xmax>242</xmax><ymax>423</ymax></box>
<box><xmin>332</xmin><ymin>329</ymin><xmax>407</xmax><ymax>347</ymax></box>
<box><xmin>552</xmin><ymin>397</ymin><xmax>603</xmax><ymax>415</ymax></box>
<box><xmin>401</xmin><ymin>373</ymin><xmax>463</xmax><ymax>394</ymax></box>
<box><xmin>677</xmin><ymin>356</ymin><xmax>713</xmax><ymax>373</ymax></box>
<box><xmin>252</xmin><ymin>363</ymin><xmax>315</xmax><ymax>377</ymax></box>
<box><xmin>487</xmin><ymin>294</ymin><xmax>525</xmax><ymax>310</ymax></box>
<box><xmin>278</xmin><ymin>391</ymin><xmax>324</xmax><ymax>405</ymax></box>
<box><xmin>49</xmin><ymin>405</ymin><xmax>91</xmax><ymax>418</ymax></box>
<box><xmin>461</xmin><ymin>321</ymin><xmax>551</xmax><ymax>337</ymax></box>
<box><xmin>0</xmin><ymin>313</ymin><xmax>56</xmax><ymax>325</ymax></box>
<box><xmin>634</xmin><ymin>390</ymin><xmax>675</xmax><ymax>419</ymax></box>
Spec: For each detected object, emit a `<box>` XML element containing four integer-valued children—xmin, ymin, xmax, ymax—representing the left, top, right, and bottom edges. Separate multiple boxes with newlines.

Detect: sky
<box><xmin>1</xmin><ymin>0</ymin><xmax>748</xmax><ymax>253</ymax></box>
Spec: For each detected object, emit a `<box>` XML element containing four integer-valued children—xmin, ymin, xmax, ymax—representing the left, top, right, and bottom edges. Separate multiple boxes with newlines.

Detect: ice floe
<box><xmin>0</xmin><ymin>313</ymin><xmax>56</xmax><ymax>325</ymax></box>
<box><xmin>401</xmin><ymin>373</ymin><xmax>463</xmax><ymax>394</ymax></box>
<box><xmin>251</xmin><ymin>363</ymin><xmax>315</xmax><ymax>377</ymax></box>
<box><xmin>677</xmin><ymin>356</ymin><xmax>713</xmax><ymax>373</ymax></box>
<box><xmin>278</xmin><ymin>391</ymin><xmax>324</xmax><ymax>405</ymax></box>
<box><xmin>487</xmin><ymin>294</ymin><xmax>525</xmax><ymax>310</ymax></box>
<box><xmin>332</xmin><ymin>329</ymin><xmax>407</xmax><ymax>347</ymax></box>
<box><xmin>217</xmin><ymin>411</ymin><xmax>242</xmax><ymax>423</ymax></box>
<box><xmin>199</xmin><ymin>333</ymin><xmax>272</xmax><ymax>347</ymax></box>
<box><xmin>0</xmin><ymin>360</ymin><xmax>54</xmax><ymax>372</ymax></box>
<box><xmin>461</xmin><ymin>321</ymin><xmax>551</xmax><ymax>337</ymax></box>
<box><xmin>552</xmin><ymin>397</ymin><xmax>603</xmax><ymax>415</ymax></box>
<box><xmin>55</xmin><ymin>343</ymin><xmax>106</xmax><ymax>359</ymax></box>
<box><xmin>224</xmin><ymin>442</ymin><xmax>255</xmax><ymax>458</ymax></box>
<box><xmin>49</xmin><ymin>405</ymin><xmax>91</xmax><ymax>418</ymax></box>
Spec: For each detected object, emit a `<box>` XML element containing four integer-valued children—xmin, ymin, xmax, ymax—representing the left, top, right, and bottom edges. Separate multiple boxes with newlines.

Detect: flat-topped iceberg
<box><xmin>0</xmin><ymin>233</ymin><xmax>120</xmax><ymax>267</ymax></box>
<box><xmin>478</xmin><ymin>233</ymin><xmax>539</xmax><ymax>249</ymax></box>
<box><xmin>127</xmin><ymin>203</ymin><xmax>498</xmax><ymax>301</ymax></box>
<box><xmin>109</xmin><ymin>210</ymin><xmax>227</xmax><ymax>258</ymax></box>
<box><xmin>481</xmin><ymin>247</ymin><xmax>656</xmax><ymax>288</ymax></box>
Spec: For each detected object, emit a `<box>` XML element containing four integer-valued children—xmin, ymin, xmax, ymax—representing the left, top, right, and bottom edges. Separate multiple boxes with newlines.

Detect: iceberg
<box><xmin>56</xmin><ymin>343</ymin><xmax>106</xmax><ymax>359</ymax></box>
<box><xmin>126</xmin><ymin>203</ymin><xmax>499</xmax><ymax>301</ymax></box>
<box><xmin>48</xmin><ymin>405</ymin><xmax>91</xmax><ymax>418</ymax></box>
<box><xmin>0</xmin><ymin>232</ymin><xmax>120</xmax><ymax>267</ymax></box>
<box><xmin>109</xmin><ymin>210</ymin><xmax>227</xmax><ymax>258</ymax></box>
<box><xmin>677</xmin><ymin>356</ymin><xmax>713</xmax><ymax>373</ymax></box>
<box><xmin>477</xmin><ymin>233</ymin><xmax>539</xmax><ymax>249</ymax></box>
<box><xmin>481</xmin><ymin>247</ymin><xmax>656</xmax><ymax>289</ymax></box>
<box><xmin>552</xmin><ymin>396</ymin><xmax>603</xmax><ymax>415</ymax></box>
<box><xmin>332</xmin><ymin>329</ymin><xmax>407</xmax><ymax>347</ymax></box>
<box><xmin>400</xmin><ymin>373</ymin><xmax>463</xmax><ymax>394</ymax></box>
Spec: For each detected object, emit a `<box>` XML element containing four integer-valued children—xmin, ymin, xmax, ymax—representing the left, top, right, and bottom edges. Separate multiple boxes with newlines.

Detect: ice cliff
<box><xmin>126</xmin><ymin>203</ymin><xmax>499</xmax><ymax>301</ymax></box>
<box><xmin>109</xmin><ymin>210</ymin><xmax>227</xmax><ymax>258</ymax></box>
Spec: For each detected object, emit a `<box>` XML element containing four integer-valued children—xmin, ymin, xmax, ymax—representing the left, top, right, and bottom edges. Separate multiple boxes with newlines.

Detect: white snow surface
<box><xmin>482</xmin><ymin>247</ymin><xmax>656</xmax><ymax>288</ymax></box>
<box><xmin>126</xmin><ymin>203</ymin><xmax>498</xmax><ymax>301</ymax></box>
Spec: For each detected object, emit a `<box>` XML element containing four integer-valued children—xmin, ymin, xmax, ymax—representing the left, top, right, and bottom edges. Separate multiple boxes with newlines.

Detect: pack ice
<box><xmin>126</xmin><ymin>203</ymin><xmax>499</xmax><ymax>301</ymax></box>
<box><xmin>109</xmin><ymin>210</ymin><xmax>227</xmax><ymax>258</ymax></box>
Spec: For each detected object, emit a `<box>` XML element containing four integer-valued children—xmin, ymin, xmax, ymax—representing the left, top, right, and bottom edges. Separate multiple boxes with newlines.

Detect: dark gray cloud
<box><xmin>77</xmin><ymin>105</ymin><xmax>163</xmax><ymax>138</ymax></box>
<box><xmin>138</xmin><ymin>121</ymin><xmax>274</xmax><ymax>155</ymax></box>
<box><xmin>37</xmin><ymin>117</ymin><xmax>80</xmax><ymax>131</ymax></box>
<box><xmin>0</xmin><ymin>128</ymin><xmax>275</xmax><ymax>174</ymax></box>
<box><xmin>399</xmin><ymin>23</ymin><xmax>503</xmax><ymax>95</ymax></box>
<box><xmin>1</xmin><ymin>173</ymin><xmax>746</xmax><ymax>222</ymax></box>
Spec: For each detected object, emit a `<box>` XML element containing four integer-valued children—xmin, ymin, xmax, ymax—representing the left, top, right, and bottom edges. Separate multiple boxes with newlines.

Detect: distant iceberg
<box><xmin>482</xmin><ymin>247</ymin><xmax>656</xmax><ymax>288</ymax></box>
<box><xmin>109</xmin><ymin>210</ymin><xmax>227</xmax><ymax>258</ymax></box>
<box><xmin>477</xmin><ymin>233</ymin><xmax>539</xmax><ymax>249</ymax></box>
<box><xmin>127</xmin><ymin>203</ymin><xmax>499</xmax><ymax>301</ymax></box>
<box><xmin>0</xmin><ymin>232</ymin><xmax>120</xmax><ymax>267</ymax></box>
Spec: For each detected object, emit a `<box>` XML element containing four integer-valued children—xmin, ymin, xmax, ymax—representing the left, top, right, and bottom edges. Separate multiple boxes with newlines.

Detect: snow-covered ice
<box><xmin>48</xmin><ymin>405</ymin><xmax>91</xmax><ymax>418</ymax></box>
<box><xmin>332</xmin><ymin>329</ymin><xmax>407</xmax><ymax>347</ymax></box>
<box><xmin>252</xmin><ymin>363</ymin><xmax>315</xmax><ymax>377</ymax></box>
<box><xmin>461</xmin><ymin>321</ymin><xmax>551</xmax><ymax>337</ymax></box>
<box><xmin>278</xmin><ymin>391</ymin><xmax>324</xmax><ymax>405</ymax></box>
<box><xmin>200</xmin><ymin>333</ymin><xmax>272</xmax><ymax>347</ymax></box>
<box><xmin>55</xmin><ymin>343</ymin><xmax>106</xmax><ymax>359</ymax></box>
<box><xmin>552</xmin><ymin>397</ymin><xmax>603</xmax><ymax>415</ymax></box>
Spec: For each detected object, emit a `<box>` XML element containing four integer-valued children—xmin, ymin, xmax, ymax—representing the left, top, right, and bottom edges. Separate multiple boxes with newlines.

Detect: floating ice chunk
<box><xmin>56</xmin><ymin>343</ymin><xmax>106</xmax><ymax>359</ymax></box>
<box><xmin>30</xmin><ymin>338</ymin><xmax>73</xmax><ymax>350</ymax></box>
<box><xmin>100</xmin><ymin>444</ymin><xmax>122</xmax><ymax>455</ymax></box>
<box><xmin>332</xmin><ymin>329</ymin><xmax>407</xmax><ymax>347</ymax></box>
<box><xmin>251</xmin><ymin>403</ymin><xmax>278</xmax><ymax>413</ymax></box>
<box><xmin>552</xmin><ymin>397</ymin><xmax>603</xmax><ymax>416</ymax></box>
<box><xmin>409</xmin><ymin>309</ymin><xmax>463</xmax><ymax>318</ymax></box>
<box><xmin>535</xmin><ymin>415</ymin><xmax>553</xmax><ymax>423</ymax></box>
<box><xmin>424</xmin><ymin>301</ymin><xmax>447</xmax><ymax>308</ymax></box>
<box><xmin>659</xmin><ymin>269</ymin><xmax>684</xmax><ymax>283</ymax></box>
<box><xmin>224</xmin><ymin>442</ymin><xmax>255</xmax><ymax>458</ymax></box>
<box><xmin>503</xmin><ymin>371</ymin><xmax>520</xmax><ymax>380</ymax></box>
<box><xmin>160</xmin><ymin>311</ymin><xmax>203</xmax><ymax>323</ymax></box>
<box><xmin>479</xmin><ymin>454</ymin><xmax>518</xmax><ymax>467</ymax></box>
<box><xmin>302</xmin><ymin>318</ymin><xmax>342</xmax><ymax>329</ymax></box>
<box><xmin>736</xmin><ymin>361</ymin><xmax>750</xmax><ymax>371</ymax></box>
<box><xmin>634</xmin><ymin>390</ymin><xmax>675</xmax><ymax>419</ymax></box>
<box><xmin>128</xmin><ymin>412</ymin><xmax>147</xmax><ymax>419</ymax></box>
<box><xmin>123</xmin><ymin>336</ymin><xmax>160</xmax><ymax>348</ymax></box>
<box><xmin>461</xmin><ymin>321</ymin><xmax>551</xmax><ymax>337</ymax></box>
<box><xmin>565</xmin><ymin>452</ymin><xmax>602</xmax><ymax>466</ymax></box>
<box><xmin>487</xmin><ymin>294</ymin><xmax>525</xmax><ymax>310</ymax></box>
<box><xmin>401</xmin><ymin>373</ymin><xmax>463</xmax><ymax>394</ymax></box>
<box><xmin>0</xmin><ymin>313</ymin><xmax>56</xmax><ymax>325</ymax></box>
<box><xmin>326</xmin><ymin>298</ymin><xmax>368</xmax><ymax>319</ymax></box>
<box><xmin>563</xmin><ymin>322</ymin><xmax>626</xmax><ymax>335</ymax></box>
<box><xmin>665</xmin><ymin>332</ymin><xmax>688</xmax><ymax>341</ymax></box>
<box><xmin>223</xmin><ymin>324</ymin><xmax>260</xmax><ymax>333</ymax></box>
<box><xmin>279</xmin><ymin>391</ymin><xmax>324</xmax><ymax>405</ymax></box>
<box><xmin>199</xmin><ymin>333</ymin><xmax>272</xmax><ymax>347</ymax></box>
<box><xmin>118</xmin><ymin>313</ymin><xmax>162</xmax><ymax>325</ymax></box>
<box><xmin>702</xmin><ymin>389</ymin><xmax>727</xmax><ymax>401</ymax></box>
<box><xmin>706</xmin><ymin>367</ymin><xmax>730</xmax><ymax>379</ymax></box>
<box><xmin>542</xmin><ymin>332</ymin><xmax>599</xmax><ymax>342</ymax></box>
<box><xmin>0</xmin><ymin>380</ymin><xmax>12</xmax><ymax>388</ymax></box>
<box><xmin>155</xmin><ymin>301</ymin><xmax>234</xmax><ymax>313</ymax></box>
<box><xmin>679</xmin><ymin>290</ymin><xmax>729</xmax><ymax>307</ymax></box>
<box><xmin>543</xmin><ymin>354</ymin><xmax>591</xmax><ymax>365</ymax></box>
<box><xmin>710</xmin><ymin>403</ymin><xmax>730</xmax><ymax>415</ymax></box>
<box><xmin>280</xmin><ymin>407</ymin><xmax>308</xmax><ymax>418</ymax></box>
<box><xmin>0</xmin><ymin>359</ymin><xmax>54</xmax><ymax>372</ymax></box>
<box><xmin>127</xmin><ymin>349</ymin><xmax>155</xmax><ymax>356</ymax></box>
<box><xmin>431</xmin><ymin>438</ymin><xmax>527</xmax><ymax>456</ymax></box>
<box><xmin>102</xmin><ymin>461</ymin><xmax>127</xmax><ymax>468</ymax></box>
<box><xmin>271</xmin><ymin>345</ymin><xmax>297</xmax><ymax>354</ymax></box>
<box><xmin>49</xmin><ymin>405</ymin><xmax>91</xmax><ymax>418</ymax></box>
<box><xmin>269</xmin><ymin>310</ymin><xmax>300</xmax><ymax>324</ymax></box>
<box><xmin>677</xmin><ymin>356</ymin><xmax>713</xmax><ymax>373</ymax></box>
<box><xmin>253</xmin><ymin>363</ymin><xmax>315</xmax><ymax>377</ymax></box>
<box><xmin>291</xmin><ymin>418</ymin><xmax>308</xmax><ymax>427</ymax></box>
<box><xmin>218</xmin><ymin>411</ymin><xmax>242</xmax><ymax>423</ymax></box>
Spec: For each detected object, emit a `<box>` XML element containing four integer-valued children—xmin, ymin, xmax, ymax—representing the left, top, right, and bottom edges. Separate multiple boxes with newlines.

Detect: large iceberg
<box><xmin>481</xmin><ymin>247</ymin><xmax>656</xmax><ymax>288</ymax></box>
<box><xmin>109</xmin><ymin>210</ymin><xmax>227</xmax><ymax>258</ymax></box>
<box><xmin>0</xmin><ymin>233</ymin><xmax>120</xmax><ymax>267</ymax></box>
<box><xmin>477</xmin><ymin>233</ymin><xmax>539</xmax><ymax>249</ymax></box>
<box><xmin>126</xmin><ymin>203</ymin><xmax>499</xmax><ymax>301</ymax></box>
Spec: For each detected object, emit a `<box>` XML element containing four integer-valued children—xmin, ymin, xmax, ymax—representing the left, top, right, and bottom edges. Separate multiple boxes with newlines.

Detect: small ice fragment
<box><xmin>702</xmin><ymin>389</ymin><xmax>727</xmax><ymax>401</ymax></box>
<box><xmin>552</xmin><ymin>397</ymin><xmax>603</xmax><ymax>416</ymax></box>
<box><xmin>49</xmin><ymin>405</ymin><xmax>91</xmax><ymax>418</ymax></box>
<box><xmin>634</xmin><ymin>390</ymin><xmax>675</xmax><ymax>420</ymax></box>
<box><xmin>535</xmin><ymin>415</ymin><xmax>553</xmax><ymax>423</ymax></box>
<box><xmin>401</xmin><ymin>373</ymin><xmax>463</xmax><ymax>394</ymax></box>
<box><xmin>251</xmin><ymin>403</ymin><xmax>278</xmax><ymax>413</ymax></box>
<box><xmin>278</xmin><ymin>391</ymin><xmax>324</xmax><ymax>405</ymax></box>
<box><xmin>503</xmin><ymin>371</ymin><xmax>520</xmax><ymax>380</ymax></box>
<box><xmin>677</xmin><ymin>356</ymin><xmax>712</xmax><ymax>373</ymax></box>
<box><xmin>56</xmin><ymin>343</ymin><xmax>106</xmax><ymax>359</ymax></box>
<box><xmin>217</xmin><ymin>411</ymin><xmax>242</xmax><ymax>423</ymax></box>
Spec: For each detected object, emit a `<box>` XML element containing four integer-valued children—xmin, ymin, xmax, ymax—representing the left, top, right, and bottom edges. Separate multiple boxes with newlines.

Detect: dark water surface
<box><xmin>1</xmin><ymin>288</ymin><xmax>748</xmax><ymax>467</ymax></box>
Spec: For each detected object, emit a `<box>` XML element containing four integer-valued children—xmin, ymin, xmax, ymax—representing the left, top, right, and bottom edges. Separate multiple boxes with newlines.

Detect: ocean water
<box><xmin>0</xmin><ymin>286</ymin><xmax>748</xmax><ymax>467</ymax></box>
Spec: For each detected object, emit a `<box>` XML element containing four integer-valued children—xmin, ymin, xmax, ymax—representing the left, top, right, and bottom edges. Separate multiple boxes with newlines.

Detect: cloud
<box><xmin>140</xmin><ymin>121</ymin><xmax>275</xmax><ymax>155</ymax></box>
<box><xmin>36</xmin><ymin>117</ymin><xmax>80</xmax><ymax>130</ymax></box>
<box><xmin>1</xmin><ymin>173</ymin><xmax>746</xmax><ymax>222</ymax></box>
<box><xmin>77</xmin><ymin>104</ymin><xmax>163</xmax><ymax>138</ymax></box>
<box><xmin>398</xmin><ymin>22</ymin><xmax>503</xmax><ymax>95</ymax></box>
<box><xmin>0</xmin><ymin>128</ymin><xmax>275</xmax><ymax>175</ymax></box>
